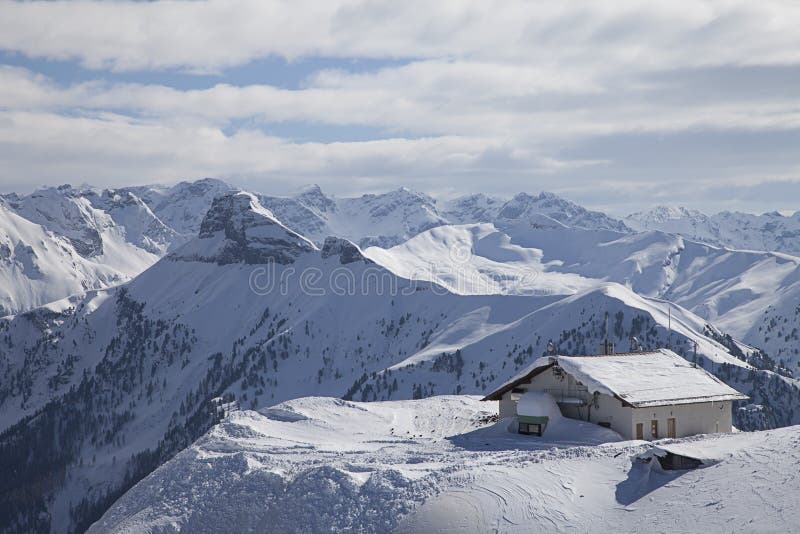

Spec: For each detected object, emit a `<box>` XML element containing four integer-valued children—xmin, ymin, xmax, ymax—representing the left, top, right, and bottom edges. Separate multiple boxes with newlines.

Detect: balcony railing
<box><xmin>542</xmin><ymin>387</ymin><xmax>588</xmax><ymax>405</ymax></box>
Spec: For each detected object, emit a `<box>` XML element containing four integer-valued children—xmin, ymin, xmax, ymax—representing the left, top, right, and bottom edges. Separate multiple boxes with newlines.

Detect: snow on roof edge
<box><xmin>484</xmin><ymin>349</ymin><xmax>748</xmax><ymax>406</ymax></box>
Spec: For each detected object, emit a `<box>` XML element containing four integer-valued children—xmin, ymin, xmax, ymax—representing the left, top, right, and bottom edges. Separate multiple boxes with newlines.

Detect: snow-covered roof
<box><xmin>483</xmin><ymin>349</ymin><xmax>748</xmax><ymax>408</ymax></box>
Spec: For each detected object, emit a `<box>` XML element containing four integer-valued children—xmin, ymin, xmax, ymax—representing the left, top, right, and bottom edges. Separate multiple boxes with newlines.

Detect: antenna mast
<box><xmin>668</xmin><ymin>305</ymin><xmax>672</xmax><ymax>349</ymax></box>
<box><xmin>601</xmin><ymin>311</ymin><xmax>613</xmax><ymax>355</ymax></box>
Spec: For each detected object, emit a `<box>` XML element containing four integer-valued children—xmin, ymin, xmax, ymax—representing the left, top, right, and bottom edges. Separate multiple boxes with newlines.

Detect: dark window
<box><xmin>636</xmin><ymin>423</ymin><xmax>644</xmax><ymax>440</ymax></box>
<box><xmin>519</xmin><ymin>423</ymin><xmax>543</xmax><ymax>436</ymax></box>
<box><xmin>651</xmin><ymin>420</ymin><xmax>659</xmax><ymax>439</ymax></box>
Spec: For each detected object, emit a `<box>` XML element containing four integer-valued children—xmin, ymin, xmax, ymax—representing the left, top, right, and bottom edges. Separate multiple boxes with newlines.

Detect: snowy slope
<box><xmin>0</xmin><ymin>179</ymin><xmax>232</xmax><ymax>316</ymax></box>
<box><xmin>91</xmin><ymin>395</ymin><xmax>800</xmax><ymax>534</ymax></box>
<box><xmin>5</xmin><ymin>185</ymin><xmax>175</xmax><ymax>262</ymax></box>
<box><xmin>2</xmin><ymin>191</ymin><xmax>787</xmax><ymax>533</ymax></box>
<box><xmin>83</xmin><ymin>189</ymin><xmax>178</xmax><ymax>256</ymax></box>
<box><xmin>626</xmin><ymin>205</ymin><xmax>800</xmax><ymax>257</ymax></box>
<box><xmin>365</xmin><ymin>222</ymin><xmax>800</xmax><ymax>370</ymax></box>
<box><xmin>0</xmin><ymin>185</ymin><xmax>179</xmax><ymax>315</ymax></box>
<box><xmin>0</xmin><ymin>199</ymin><xmax>142</xmax><ymax>316</ymax></box>
<box><xmin>0</xmin><ymin>180</ymin><xmax>632</xmax><ymax>318</ymax></box>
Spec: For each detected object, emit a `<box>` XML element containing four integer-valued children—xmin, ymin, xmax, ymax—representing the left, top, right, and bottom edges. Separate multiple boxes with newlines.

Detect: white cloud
<box><xmin>0</xmin><ymin>109</ymin><xmax>586</xmax><ymax>195</ymax></box>
<box><xmin>2</xmin><ymin>1</ymin><xmax>800</xmax><ymax>72</ymax></box>
<box><xmin>2</xmin><ymin>63</ymin><xmax>800</xmax><ymax>142</ymax></box>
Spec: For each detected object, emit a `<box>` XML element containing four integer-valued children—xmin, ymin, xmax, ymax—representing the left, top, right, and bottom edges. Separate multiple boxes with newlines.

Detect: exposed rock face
<box><xmin>189</xmin><ymin>192</ymin><xmax>316</xmax><ymax>265</ymax></box>
<box><xmin>321</xmin><ymin>237</ymin><xmax>370</xmax><ymax>265</ymax></box>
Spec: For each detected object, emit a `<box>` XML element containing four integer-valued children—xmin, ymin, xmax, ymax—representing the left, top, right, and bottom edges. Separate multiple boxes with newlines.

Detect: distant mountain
<box><xmin>0</xmin><ymin>179</ymin><xmax>233</xmax><ymax>316</ymax></box>
<box><xmin>626</xmin><ymin>206</ymin><xmax>800</xmax><ymax>256</ymax></box>
<box><xmin>1</xmin><ymin>191</ymin><xmax>784</xmax><ymax>533</ymax></box>
<box><xmin>0</xmin><ymin>198</ymin><xmax>134</xmax><ymax>317</ymax></box>
<box><xmin>0</xmin><ymin>186</ymin><xmax>174</xmax><ymax>316</ymax></box>
<box><xmin>261</xmin><ymin>187</ymin><xmax>631</xmax><ymax>248</ymax></box>
<box><xmin>123</xmin><ymin>177</ymin><xmax>235</xmax><ymax>239</ymax></box>
<box><xmin>3</xmin><ymin>184</ymin><xmax>176</xmax><ymax>258</ymax></box>
<box><xmin>260</xmin><ymin>185</ymin><xmax>448</xmax><ymax>249</ymax></box>
<box><xmin>494</xmin><ymin>192</ymin><xmax>631</xmax><ymax>233</ymax></box>
<box><xmin>440</xmin><ymin>193</ymin><xmax>505</xmax><ymax>224</ymax></box>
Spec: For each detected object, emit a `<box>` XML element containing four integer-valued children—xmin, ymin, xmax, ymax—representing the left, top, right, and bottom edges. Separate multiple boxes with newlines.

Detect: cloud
<box><xmin>0</xmin><ymin>109</ymin><xmax>589</xmax><ymax>195</ymax></box>
<box><xmin>3</xmin><ymin>64</ymin><xmax>800</xmax><ymax>141</ymax></box>
<box><xmin>2</xmin><ymin>1</ymin><xmax>800</xmax><ymax>72</ymax></box>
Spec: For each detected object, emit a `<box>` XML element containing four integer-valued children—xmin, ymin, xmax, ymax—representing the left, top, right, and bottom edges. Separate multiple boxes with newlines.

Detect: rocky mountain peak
<box><xmin>190</xmin><ymin>192</ymin><xmax>316</xmax><ymax>265</ymax></box>
<box><xmin>296</xmin><ymin>184</ymin><xmax>337</xmax><ymax>214</ymax></box>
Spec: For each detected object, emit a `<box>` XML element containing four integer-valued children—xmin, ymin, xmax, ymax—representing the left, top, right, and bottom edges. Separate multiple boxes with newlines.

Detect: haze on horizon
<box><xmin>1</xmin><ymin>0</ymin><xmax>799</xmax><ymax>216</ymax></box>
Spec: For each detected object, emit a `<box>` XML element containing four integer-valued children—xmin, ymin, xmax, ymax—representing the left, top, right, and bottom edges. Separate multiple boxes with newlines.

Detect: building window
<box><xmin>519</xmin><ymin>423</ymin><xmax>543</xmax><ymax>436</ymax></box>
<box><xmin>651</xmin><ymin>420</ymin><xmax>659</xmax><ymax>439</ymax></box>
<box><xmin>636</xmin><ymin>423</ymin><xmax>644</xmax><ymax>440</ymax></box>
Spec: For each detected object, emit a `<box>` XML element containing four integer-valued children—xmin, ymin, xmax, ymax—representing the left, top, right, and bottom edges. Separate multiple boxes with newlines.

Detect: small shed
<box><xmin>516</xmin><ymin>391</ymin><xmax>560</xmax><ymax>436</ymax></box>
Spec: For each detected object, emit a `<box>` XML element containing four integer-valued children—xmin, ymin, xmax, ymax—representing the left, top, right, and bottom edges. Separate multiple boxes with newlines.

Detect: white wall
<box><xmin>632</xmin><ymin>401</ymin><xmax>732</xmax><ymax>440</ymax></box>
<box><xmin>586</xmin><ymin>391</ymin><xmax>635</xmax><ymax>439</ymax></box>
<box><xmin>499</xmin><ymin>393</ymin><xmax>516</xmax><ymax>419</ymax></box>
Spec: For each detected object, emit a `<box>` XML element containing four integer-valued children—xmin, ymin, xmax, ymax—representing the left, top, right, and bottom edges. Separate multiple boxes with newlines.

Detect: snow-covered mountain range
<box><xmin>626</xmin><ymin>205</ymin><xmax>800</xmax><ymax>257</ymax></box>
<box><xmin>0</xmin><ymin>186</ymin><xmax>170</xmax><ymax>316</ymax></box>
<box><xmin>0</xmin><ymin>180</ymin><xmax>234</xmax><ymax>316</ymax></box>
<box><xmin>365</xmin><ymin>222</ymin><xmax>800</xmax><ymax>371</ymax></box>
<box><xmin>1</xmin><ymin>180</ymin><xmax>800</xmax><ymax>532</ymax></box>
<box><xmin>260</xmin><ymin>187</ymin><xmax>630</xmax><ymax>248</ymax></box>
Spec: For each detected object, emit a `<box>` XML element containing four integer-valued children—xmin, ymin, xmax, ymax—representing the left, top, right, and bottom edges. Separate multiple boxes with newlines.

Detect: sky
<box><xmin>1</xmin><ymin>0</ymin><xmax>800</xmax><ymax>216</ymax></box>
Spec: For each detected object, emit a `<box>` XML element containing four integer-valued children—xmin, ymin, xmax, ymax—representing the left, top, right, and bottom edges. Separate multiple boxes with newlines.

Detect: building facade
<box><xmin>484</xmin><ymin>349</ymin><xmax>747</xmax><ymax>440</ymax></box>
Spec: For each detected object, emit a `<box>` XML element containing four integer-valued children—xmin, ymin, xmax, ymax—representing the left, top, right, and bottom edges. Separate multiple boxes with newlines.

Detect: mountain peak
<box><xmin>297</xmin><ymin>183</ymin><xmax>324</xmax><ymax>196</ymax></box>
<box><xmin>629</xmin><ymin>205</ymin><xmax>706</xmax><ymax>223</ymax></box>
<box><xmin>495</xmin><ymin>191</ymin><xmax>630</xmax><ymax>233</ymax></box>
<box><xmin>180</xmin><ymin>191</ymin><xmax>316</xmax><ymax>265</ymax></box>
<box><xmin>295</xmin><ymin>184</ymin><xmax>337</xmax><ymax>214</ymax></box>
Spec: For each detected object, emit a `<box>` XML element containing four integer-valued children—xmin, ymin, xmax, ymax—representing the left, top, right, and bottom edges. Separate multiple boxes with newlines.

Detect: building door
<box><xmin>635</xmin><ymin>423</ymin><xmax>643</xmax><ymax>440</ymax></box>
<box><xmin>651</xmin><ymin>419</ymin><xmax>658</xmax><ymax>439</ymax></box>
<box><xmin>667</xmin><ymin>418</ymin><xmax>676</xmax><ymax>438</ymax></box>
